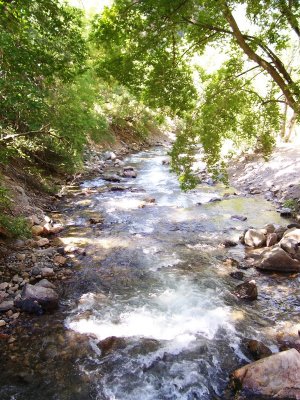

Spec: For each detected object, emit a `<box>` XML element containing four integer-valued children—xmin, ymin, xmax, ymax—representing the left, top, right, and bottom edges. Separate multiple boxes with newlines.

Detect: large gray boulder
<box><xmin>15</xmin><ymin>283</ymin><xmax>59</xmax><ymax>314</ymax></box>
<box><xmin>279</xmin><ymin>228</ymin><xmax>300</xmax><ymax>261</ymax></box>
<box><xmin>244</xmin><ymin>229</ymin><xmax>266</xmax><ymax>248</ymax></box>
<box><xmin>257</xmin><ymin>246</ymin><xmax>300</xmax><ymax>272</ymax></box>
<box><xmin>231</xmin><ymin>349</ymin><xmax>300</xmax><ymax>399</ymax></box>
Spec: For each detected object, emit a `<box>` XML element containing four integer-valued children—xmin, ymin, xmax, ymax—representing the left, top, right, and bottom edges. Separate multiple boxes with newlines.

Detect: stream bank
<box><xmin>0</xmin><ymin>144</ymin><xmax>299</xmax><ymax>399</ymax></box>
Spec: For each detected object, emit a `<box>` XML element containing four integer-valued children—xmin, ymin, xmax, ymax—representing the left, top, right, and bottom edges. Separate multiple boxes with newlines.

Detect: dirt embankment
<box><xmin>228</xmin><ymin>143</ymin><xmax>300</xmax><ymax>217</ymax></box>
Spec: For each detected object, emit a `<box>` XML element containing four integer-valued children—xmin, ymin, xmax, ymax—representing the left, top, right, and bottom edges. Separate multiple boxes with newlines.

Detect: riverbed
<box><xmin>0</xmin><ymin>147</ymin><xmax>299</xmax><ymax>400</ymax></box>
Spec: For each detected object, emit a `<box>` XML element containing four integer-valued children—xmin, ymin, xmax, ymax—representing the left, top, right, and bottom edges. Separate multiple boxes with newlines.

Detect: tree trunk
<box><xmin>222</xmin><ymin>2</ymin><xmax>299</xmax><ymax>114</ymax></box>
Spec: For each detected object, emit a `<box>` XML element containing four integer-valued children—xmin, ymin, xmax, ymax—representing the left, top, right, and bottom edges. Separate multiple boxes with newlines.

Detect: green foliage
<box><xmin>282</xmin><ymin>198</ymin><xmax>299</xmax><ymax>212</ymax></box>
<box><xmin>0</xmin><ymin>214</ymin><xmax>31</xmax><ymax>238</ymax></box>
<box><xmin>0</xmin><ymin>180</ymin><xmax>30</xmax><ymax>238</ymax></box>
<box><xmin>92</xmin><ymin>0</ymin><xmax>300</xmax><ymax>188</ymax></box>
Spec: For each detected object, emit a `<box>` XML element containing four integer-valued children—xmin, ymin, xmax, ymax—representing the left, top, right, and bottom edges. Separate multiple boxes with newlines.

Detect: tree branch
<box><xmin>222</xmin><ymin>2</ymin><xmax>299</xmax><ymax>113</ymax></box>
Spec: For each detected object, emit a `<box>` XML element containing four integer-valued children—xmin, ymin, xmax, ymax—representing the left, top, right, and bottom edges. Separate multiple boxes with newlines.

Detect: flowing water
<box><xmin>1</xmin><ymin>147</ymin><xmax>300</xmax><ymax>400</ymax></box>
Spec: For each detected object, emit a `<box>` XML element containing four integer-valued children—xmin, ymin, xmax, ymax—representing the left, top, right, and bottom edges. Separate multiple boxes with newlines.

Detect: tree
<box><xmin>92</xmin><ymin>0</ymin><xmax>300</xmax><ymax>187</ymax></box>
<box><xmin>0</xmin><ymin>0</ymin><xmax>87</xmax><ymax>170</ymax></box>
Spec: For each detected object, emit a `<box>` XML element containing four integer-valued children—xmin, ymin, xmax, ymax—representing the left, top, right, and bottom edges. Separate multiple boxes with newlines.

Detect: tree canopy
<box><xmin>92</xmin><ymin>0</ymin><xmax>300</xmax><ymax>187</ymax></box>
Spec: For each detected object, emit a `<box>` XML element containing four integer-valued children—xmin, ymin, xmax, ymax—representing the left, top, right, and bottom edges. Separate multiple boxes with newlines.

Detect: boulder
<box><xmin>15</xmin><ymin>283</ymin><xmax>59</xmax><ymax>314</ymax></box>
<box><xmin>233</xmin><ymin>280</ymin><xmax>258</xmax><ymax>301</ymax></box>
<box><xmin>258</xmin><ymin>246</ymin><xmax>300</xmax><ymax>272</ymax></box>
<box><xmin>263</xmin><ymin>223</ymin><xmax>276</xmax><ymax>234</ymax></box>
<box><xmin>244</xmin><ymin>339</ymin><xmax>272</xmax><ymax>360</ymax></box>
<box><xmin>244</xmin><ymin>229</ymin><xmax>266</xmax><ymax>248</ymax></box>
<box><xmin>35</xmin><ymin>279</ymin><xmax>56</xmax><ymax>290</ymax></box>
<box><xmin>103</xmin><ymin>151</ymin><xmax>116</xmax><ymax>161</ymax></box>
<box><xmin>266</xmin><ymin>232</ymin><xmax>278</xmax><ymax>247</ymax></box>
<box><xmin>279</xmin><ymin>228</ymin><xmax>300</xmax><ymax>260</ymax></box>
<box><xmin>231</xmin><ymin>349</ymin><xmax>300</xmax><ymax>399</ymax></box>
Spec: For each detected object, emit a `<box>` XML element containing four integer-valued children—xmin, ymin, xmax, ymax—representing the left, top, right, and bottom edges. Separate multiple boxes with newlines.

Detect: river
<box><xmin>1</xmin><ymin>146</ymin><xmax>299</xmax><ymax>400</ymax></box>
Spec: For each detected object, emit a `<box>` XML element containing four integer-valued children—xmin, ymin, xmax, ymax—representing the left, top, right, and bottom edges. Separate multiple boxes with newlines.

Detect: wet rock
<box><xmin>288</xmin><ymin>223</ymin><xmax>300</xmax><ymax>229</ymax></box>
<box><xmin>31</xmin><ymin>266</ymin><xmax>42</xmax><ymax>276</ymax></box>
<box><xmin>209</xmin><ymin>197</ymin><xmax>222</xmax><ymax>203</ymax></box>
<box><xmin>122</xmin><ymin>167</ymin><xmax>137</xmax><ymax>178</ymax></box>
<box><xmin>102</xmin><ymin>174</ymin><xmax>121</xmax><ymax>183</ymax></box>
<box><xmin>230</xmin><ymin>271</ymin><xmax>244</xmax><ymax>280</ymax></box>
<box><xmin>279</xmin><ymin>228</ymin><xmax>300</xmax><ymax>260</ymax></box>
<box><xmin>258</xmin><ymin>246</ymin><xmax>300</xmax><ymax>272</ymax></box>
<box><xmin>244</xmin><ymin>339</ymin><xmax>272</xmax><ymax>360</ymax></box>
<box><xmin>233</xmin><ymin>280</ymin><xmax>258</xmax><ymax>301</ymax></box>
<box><xmin>223</xmin><ymin>258</ymin><xmax>240</xmax><ymax>268</ymax></box>
<box><xmin>143</xmin><ymin>197</ymin><xmax>156</xmax><ymax>203</ymax></box>
<box><xmin>0</xmin><ymin>300</ymin><xmax>14</xmax><ymax>312</ymax></box>
<box><xmin>278</xmin><ymin>207</ymin><xmax>292</xmax><ymax>217</ymax></box>
<box><xmin>231</xmin><ymin>215</ymin><xmax>247</xmax><ymax>221</ymax></box>
<box><xmin>15</xmin><ymin>283</ymin><xmax>59</xmax><ymax>313</ymax></box>
<box><xmin>231</xmin><ymin>349</ymin><xmax>300</xmax><ymax>399</ymax></box>
<box><xmin>275</xmin><ymin>225</ymin><xmax>287</xmax><ymax>241</ymax></box>
<box><xmin>244</xmin><ymin>229</ymin><xmax>266</xmax><ymax>248</ymax></box>
<box><xmin>98</xmin><ymin>336</ymin><xmax>126</xmax><ymax>356</ymax></box>
<box><xmin>266</xmin><ymin>232</ymin><xmax>278</xmax><ymax>247</ymax></box>
<box><xmin>89</xmin><ymin>216</ymin><xmax>104</xmax><ymax>224</ymax></box>
<box><xmin>222</xmin><ymin>239</ymin><xmax>238</xmax><ymax>248</ymax></box>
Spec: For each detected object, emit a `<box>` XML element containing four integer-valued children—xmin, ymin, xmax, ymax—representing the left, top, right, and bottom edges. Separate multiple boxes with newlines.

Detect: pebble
<box><xmin>0</xmin><ymin>320</ymin><xmax>6</xmax><ymax>327</ymax></box>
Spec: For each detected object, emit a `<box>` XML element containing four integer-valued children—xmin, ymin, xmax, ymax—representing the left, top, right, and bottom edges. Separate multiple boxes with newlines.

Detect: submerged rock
<box><xmin>231</xmin><ymin>349</ymin><xmax>300</xmax><ymax>399</ymax></box>
<box><xmin>258</xmin><ymin>246</ymin><xmax>300</xmax><ymax>272</ymax></box>
<box><xmin>233</xmin><ymin>280</ymin><xmax>258</xmax><ymax>301</ymax></box>
<box><xmin>97</xmin><ymin>336</ymin><xmax>126</xmax><ymax>356</ymax></box>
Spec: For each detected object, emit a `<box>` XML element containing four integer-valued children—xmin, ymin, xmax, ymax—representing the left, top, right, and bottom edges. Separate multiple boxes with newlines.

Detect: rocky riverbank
<box><xmin>0</xmin><ymin>140</ymin><xmax>300</xmax><ymax>399</ymax></box>
<box><xmin>228</xmin><ymin>143</ymin><xmax>300</xmax><ymax>219</ymax></box>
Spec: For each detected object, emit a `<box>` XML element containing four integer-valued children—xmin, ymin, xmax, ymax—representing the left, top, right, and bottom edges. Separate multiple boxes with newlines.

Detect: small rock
<box><xmin>230</xmin><ymin>271</ymin><xmax>244</xmax><ymax>280</ymax></box>
<box><xmin>31</xmin><ymin>225</ymin><xmax>44</xmax><ymax>236</ymax></box>
<box><xmin>0</xmin><ymin>282</ymin><xmax>9</xmax><ymax>291</ymax></box>
<box><xmin>0</xmin><ymin>320</ymin><xmax>6</xmax><ymax>327</ymax></box>
<box><xmin>143</xmin><ymin>197</ymin><xmax>156</xmax><ymax>203</ymax></box>
<box><xmin>53</xmin><ymin>255</ymin><xmax>67</xmax><ymax>265</ymax></box>
<box><xmin>222</xmin><ymin>239</ymin><xmax>238</xmax><ymax>248</ymax></box>
<box><xmin>209</xmin><ymin>197</ymin><xmax>222</xmax><ymax>203</ymax></box>
<box><xmin>233</xmin><ymin>280</ymin><xmax>258</xmax><ymax>301</ymax></box>
<box><xmin>36</xmin><ymin>238</ymin><xmax>49</xmax><ymax>247</ymax></box>
<box><xmin>231</xmin><ymin>215</ymin><xmax>247</xmax><ymax>221</ymax></box>
<box><xmin>16</xmin><ymin>254</ymin><xmax>26</xmax><ymax>261</ymax></box>
<box><xmin>41</xmin><ymin>268</ymin><xmax>54</xmax><ymax>278</ymax></box>
<box><xmin>0</xmin><ymin>300</ymin><xmax>14</xmax><ymax>312</ymax></box>
<box><xmin>102</xmin><ymin>174</ymin><xmax>120</xmax><ymax>182</ymax></box>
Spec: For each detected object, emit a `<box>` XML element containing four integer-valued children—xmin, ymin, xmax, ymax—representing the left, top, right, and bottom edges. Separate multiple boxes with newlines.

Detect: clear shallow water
<box><xmin>1</xmin><ymin>147</ymin><xmax>299</xmax><ymax>400</ymax></box>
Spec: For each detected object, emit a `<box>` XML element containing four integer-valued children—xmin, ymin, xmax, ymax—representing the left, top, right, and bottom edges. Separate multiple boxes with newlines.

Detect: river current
<box><xmin>1</xmin><ymin>147</ymin><xmax>299</xmax><ymax>400</ymax></box>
